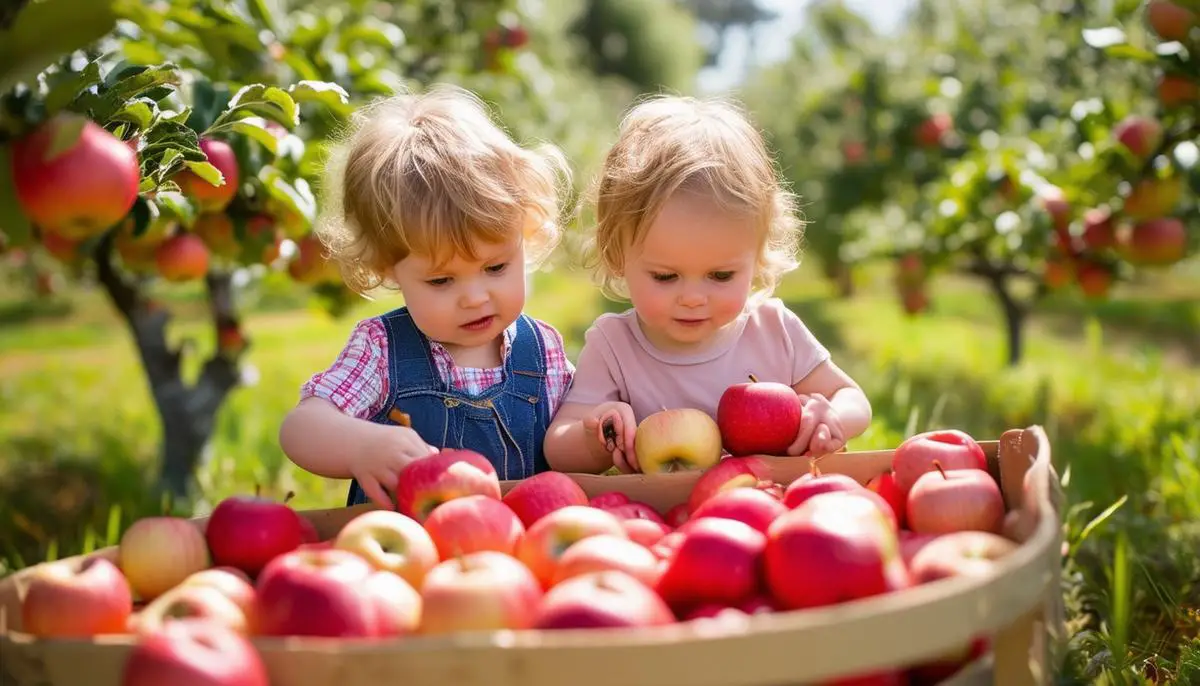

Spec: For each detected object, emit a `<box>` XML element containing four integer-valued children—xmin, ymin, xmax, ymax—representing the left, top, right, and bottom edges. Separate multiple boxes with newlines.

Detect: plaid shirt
<box><xmin>300</xmin><ymin>316</ymin><xmax>575</xmax><ymax>420</ymax></box>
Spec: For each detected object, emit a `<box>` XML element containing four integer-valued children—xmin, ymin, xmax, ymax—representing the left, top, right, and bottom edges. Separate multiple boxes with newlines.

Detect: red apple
<box><xmin>134</xmin><ymin>584</ymin><xmax>250</xmax><ymax>635</ymax></box>
<box><xmin>10</xmin><ymin>113</ymin><xmax>139</xmax><ymax>240</ymax></box>
<box><xmin>589</xmin><ymin>492</ymin><xmax>630</xmax><ymax>509</ymax></box>
<box><xmin>155</xmin><ymin>234</ymin><xmax>210</xmax><ymax>282</ymax></box>
<box><xmin>296</xmin><ymin>514</ymin><xmax>319</xmax><ymax>543</ymax></box>
<box><xmin>908</xmin><ymin>531</ymin><xmax>1018</xmax><ymax>584</ymax></box>
<box><xmin>501</xmin><ymin>471</ymin><xmax>588</xmax><ymax>527</ymax></box>
<box><xmin>120</xmin><ymin>618</ymin><xmax>269</xmax><ymax>686</ymax></box>
<box><xmin>1122</xmin><ymin>176</ymin><xmax>1184</xmax><ymax>220</ymax></box>
<box><xmin>362</xmin><ymin>571</ymin><xmax>422</xmax><ymax>636</ymax></box>
<box><xmin>1037</xmin><ymin>186</ymin><xmax>1072</xmax><ymax>231</ymax></box>
<box><xmin>665</xmin><ymin>503</ymin><xmax>691</xmax><ymax>528</ymax></box>
<box><xmin>1076</xmin><ymin>260</ymin><xmax>1114</xmax><ymax>299</ymax></box>
<box><xmin>173</xmin><ymin>138</ymin><xmax>241</xmax><ymax>212</ymax></box>
<box><xmin>1113</xmin><ymin>115</ymin><xmax>1164</xmax><ymax>160</ymax></box>
<box><xmin>782</xmin><ymin>462</ymin><xmax>865</xmax><ymax>510</ymax></box>
<box><xmin>891</xmin><ymin>429</ymin><xmax>988</xmax><ymax>495</ymax></box>
<box><xmin>605</xmin><ymin>500</ymin><xmax>667</xmax><ymax>525</ymax></box>
<box><xmin>334</xmin><ymin>509</ymin><xmax>439</xmax><ymax>590</ymax></box>
<box><xmin>651</xmin><ymin>530</ymin><xmax>687</xmax><ymax>560</ymax></box>
<box><xmin>1080</xmin><ymin>208</ymin><xmax>1116</xmax><ymax>252</ymax></box>
<box><xmin>716</xmin><ymin>374</ymin><xmax>803</xmax><ymax>456</ymax></box>
<box><xmin>687</xmin><ymin>456</ymin><xmax>771</xmax><ymax>513</ymax></box>
<box><xmin>865</xmin><ymin>470</ymin><xmax>906</xmax><ymax>529</ymax></box>
<box><xmin>423</xmin><ymin>494</ymin><xmax>525</xmax><ymax>559</ymax></box>
<box><xmin>898</xmin><ymin>531</ymin><xmax>940</xmax><ymax>569</ymax></box>
<box><xmin>1119</xmin><ymin>217</ymin><xmax>1188</xmax><ymax>266</ymax></box>
<box><xmin>656</xmin><ymin>517</ymin><xmax>766</xmax><ymax>609</ymax></box>
<box><xmin>394</xmin><ymin>449</ymin><xmax>502</xmax><ymax>522</ymax></box>
<box><xmin>689</xmin><ymin>486</ymin><xmax>787</xmax><ymax>533</ymax></box>
<box><xmin>906</xmin><ymin>461</ymin><xmax>1005</xmax><ymax>536</ymax></box>
<box><xmin>534</xmin><ymin>570</ymin><xmax>675</xmax><ymax>630</ymax></box>
<box><xmin>915</xmin><ymin>112</ymin><xmax>953</xmax><ymax>148</ymax></box>
<box><xmin>205</xmin><ymin>493</ymin><xmax>306</xmax><ymax>577</ymax></box>
<box><xmin>178</xmin><ymin>568</ymin><xmax>256</xmax><ymax>620</ymax></box>
<box><xmin>622</xmin><ymin>518</ymin><xmax>671</xmax><ymax>547</ymax></box>
<box><xmin>419</xmin><ymin>551</ymin><xmax>542</xmax><ymax>634</ymax></box>
<box><xmin>635</xmin><ymin>408</ymin><xmax>724</xmax><ymax>473</ymax></box>
<box><xmin>1158</xmin><ymin>73</ymin><xmax>1198</xmax><ymax>108</ymax></box>
<box><xmin>551</xmin><ymin>534</ymin><xmax>661</xmax><ymax>588</ymax></box>
<box><xmin>118</xmin><ymin>516</ymin><xmax>210</xmax><ymax>601</ymax></box>
<box><xmin>21</xmin><ymin>556</ymin><xmax>133</xmax><ymax>637</ymax></box>
<box><xmin>1146</xmin><ymin>0</ymin><xmax>1196</xmax><ymax>42</ymax></box>
<box><xmin>254</xmin><ymin>548</ymin><xmax>380</xmax><ymax>637</ymax></box>
<box><xmin>764</xmin><ymin>491</ymin><xmax>910</xmax><ymax>610</ymax></box>
<box><xmin>517</xmin><ymin>505</ymin><xmax>627</xmax><ymax>587</ymax></box>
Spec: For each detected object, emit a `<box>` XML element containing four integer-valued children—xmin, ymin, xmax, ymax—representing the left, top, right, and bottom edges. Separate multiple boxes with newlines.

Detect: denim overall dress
<box><xmin>344</xmin><ymin>307</ymin><xmax>552</xmax><ymax>506</ymax></box>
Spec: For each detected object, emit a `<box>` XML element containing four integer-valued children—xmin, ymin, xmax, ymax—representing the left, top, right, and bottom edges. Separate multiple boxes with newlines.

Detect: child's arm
<box><xmin>280</xmin><ymin>398</ymin><xmax>439</xmax><ymax>508</ymax></box>
<box><xmin>544</xmin><ymin>400</ymin><xmax>637</xmax><ymax>474</ymax></box>
<box><xmin>789</xmin><ymin>360</ymin><xmax>873</xmax><ymax>457</ymax></box>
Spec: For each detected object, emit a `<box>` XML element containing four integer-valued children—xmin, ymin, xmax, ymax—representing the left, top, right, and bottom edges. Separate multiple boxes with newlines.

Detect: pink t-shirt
<box><xmin>564</xmin><ymin>297</ymin><xmax>832</xmax><ymax>423</ymax></box>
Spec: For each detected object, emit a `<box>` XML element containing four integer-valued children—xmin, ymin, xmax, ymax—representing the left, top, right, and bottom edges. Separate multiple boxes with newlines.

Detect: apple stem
<box><xmin>283</xmin><ymin>491</ymin><xmax>296</xmax><ymax>505</ymax></box>
<box><xmin>748</xmin><ymin>373</ymin><xmax>759</xmax><ymax>383</ymax></box>
<box><xmin>933</xmin><ymin>460</ymin><xmax>947</xmax><ymax>480</ymax></box>
<box><xmin>809</xmin><ymin>459</ymin><xmax>821</xmax><ymax>477</ymax></box>
<box><xmin>255</xmin><ymin>483</ymin><xmax>261</xmax><ymax>499</ymax></box>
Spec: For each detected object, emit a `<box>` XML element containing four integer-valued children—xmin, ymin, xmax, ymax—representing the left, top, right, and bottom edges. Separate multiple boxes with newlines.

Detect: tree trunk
<box><xmin>977</xmin><ymin>265</ymin><xmax>1026</xmax><ymax>367</ymax></box>
<box><xmin>93</xmin><ymin>234</ymin><xmax>243</xmax><ymax>500</ymax></box>
<box><xmin>823</xmin><ymin>259</ymin><xmax>855</xmax><ymax>298</ymax></box>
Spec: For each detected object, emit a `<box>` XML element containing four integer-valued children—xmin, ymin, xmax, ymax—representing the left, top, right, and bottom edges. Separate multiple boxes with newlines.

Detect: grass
<box><xmin>2</xmin><ymin>254</ymin><xmax>1200</xmax><ymax>682</ymax></box>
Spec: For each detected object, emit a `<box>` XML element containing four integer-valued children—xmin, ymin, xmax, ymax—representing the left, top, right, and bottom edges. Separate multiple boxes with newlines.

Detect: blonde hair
<box><xmin>584</xmin><ymin>94</ymin><xmax>804</xmax><ymax>301</ymax></box>
<box><xmin>317</xmin><ymin>84</ymin><xmax>570</xmax><ymax>294</ymax></box>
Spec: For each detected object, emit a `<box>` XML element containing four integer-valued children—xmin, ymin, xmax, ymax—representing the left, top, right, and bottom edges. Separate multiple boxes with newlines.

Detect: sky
<box><xmin>697</xmin><ymin>0</ymin><xmax>915</xmax><ymax>93</ymax></box>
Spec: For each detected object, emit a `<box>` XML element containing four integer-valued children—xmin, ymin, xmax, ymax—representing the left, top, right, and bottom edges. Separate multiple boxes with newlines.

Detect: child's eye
<box><xmin>650</xmin><ymin>272</ymin><xmax>677</xmax><ymax>283</ymax></box>
<box><xmin>710</xmin><ymin>271</ymin><xmax>735</xmax><ymax>282</ymax></box>
<box><xmin>485</xmin><ymin>262</ymin><xmax>508</xmax><ymax>274</ymax></box>
<box><xmin>426</xmin><ymin>277</ymin><xmax>452</xmax><ymax>287</ymax></box>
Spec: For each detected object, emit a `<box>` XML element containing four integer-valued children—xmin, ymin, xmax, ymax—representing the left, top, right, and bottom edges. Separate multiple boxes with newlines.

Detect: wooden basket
<box><xmin>0</xmin><ymin>426</ymin><xmax>1064</xmax><ymax>686</ymax></box>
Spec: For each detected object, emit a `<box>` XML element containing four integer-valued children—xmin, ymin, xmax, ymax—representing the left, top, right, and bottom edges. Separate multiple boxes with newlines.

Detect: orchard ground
<box><xmin>2</xmin><ymin>256</ymin><xmax>1200</xmax><ymax>679</ymax></box>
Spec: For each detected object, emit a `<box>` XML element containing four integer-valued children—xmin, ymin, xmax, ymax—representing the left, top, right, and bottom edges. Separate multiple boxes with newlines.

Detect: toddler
<box><xmin>280</xmin><ymin>85</ymin><xmax>575</xmax><ymax>508</ymax></box>
<box><xmin>543</xmin><ymin>95</ymin><xmax>872</xmax><ymax>474</ymax></box>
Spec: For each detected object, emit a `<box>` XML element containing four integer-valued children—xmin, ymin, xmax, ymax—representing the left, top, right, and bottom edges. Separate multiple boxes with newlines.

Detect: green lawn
<box><xmin>2</xmin><ymin>256</ymin><xmax>1199</xmax><ymax>682</ymax></box>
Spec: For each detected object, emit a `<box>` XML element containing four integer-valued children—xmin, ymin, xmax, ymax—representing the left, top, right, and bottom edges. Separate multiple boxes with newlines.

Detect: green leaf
<box><xmin>1104</xmin><ymin>44</ymin><xmax>1159</xmax><ymax>62</ymax></box>
<box><xmin>111</xmin><ymin>98</ymin><xmax>158</xmax><ymax>130</ymax></box>
<box><xmin>0</xmin><ymin>0</ymin><xmax>119</xmax><ymax>93</ymax></box>
<box><xmin>183</xmin><ymin>160</ymin><xmax>224</xmax><ymax>187</ymax></box>
<box><xmin>210</xmin><ymin>117</ymin><xmax>279</xmax><ymax>155</ymax></box>
<box><xmin>216</xmin><ymin>84</ymin><xmax>299</xmax><ymax>130</ymax></box>
<box><xmin>154</xmin><ymin>190</ymin><xmax>195</xmax><ymax>226</ymax></box>
<box><xmin>0</xmin><ymin>144</ymin><xmax>34</xmax><ymax>246</ymax></box>
<box><xmin>288</xmin><ymin>80</ymin><xmax>350</xmax><ymax>109</ymax></box>
<box><xmin>43</xmin><ymin>59</ymin><xmax>103</xmax><ymax>115</ymax></box>
<box><xmin>43</xmin><ymin>112</ymin><xmax>88</xmax><ymax>162</ymax></box>
<box><xmin>92</xmin><ymin>64</ymin><xmax>183</xmax><ymax>123</ymax></box>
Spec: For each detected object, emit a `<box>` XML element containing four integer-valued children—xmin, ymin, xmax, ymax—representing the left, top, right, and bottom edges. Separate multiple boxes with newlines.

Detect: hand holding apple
<box><xmin>394</xmin><ymin>449</ymin><xmax>502</xmax><ymax>522</ymax></box>
<box><xmin>583</xmin><ymin>400</ymin><xmax>639</xmax><ymax>473</ymax></box>
<box><xmin>787</xmin><ymin>393</ymin><xmax>846</xmax><ymax>457</ymax></box>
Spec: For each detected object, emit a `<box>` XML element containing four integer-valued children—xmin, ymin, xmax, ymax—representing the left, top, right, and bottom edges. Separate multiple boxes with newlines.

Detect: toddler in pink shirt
<box><xmin>544</xmin><ymin>95</ymin><xmax>873</xmax><ymax>474</ymax></box>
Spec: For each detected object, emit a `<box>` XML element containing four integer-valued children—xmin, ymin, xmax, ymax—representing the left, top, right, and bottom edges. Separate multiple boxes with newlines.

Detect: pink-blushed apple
<box><xmin>178</xmin><ymin>568</ymin><xmax>256</xmax><ymax>620</ymax></box>
<box><xmin>898</xmin><ymin>531</ymin><xmax>940</xmax><ymax>569</ymax></box>
<box><xmin>906</xmin><ymin>462</ymin><xmax>1005</xmax><ymax>536</ymax></box>
<box><xmin>685</xmin><ymin>595</ymin><xmax>774</xmax><ymax>622</ymax></box>
<box><xmin>622</xmin><ymin>518</ymin><xmax>672</xmax><ymax>548</ymax></box>
<box><xmin>134</xmin><ymin>584</ymin><xmax>249</xmax><ymax>635</ymax></box>
<box><xmin>363</xmin><ymin>570</ymin><xmax>422</xmax><ymax>636</ymax></box>
<box><xmin>533</xmin><ymin>570</ymin><xmax>675</xmax><ymax>630</ymax></box>
<box><xmin>634</xmin><ymin>408</ymin><xmax>724</xmax><ymax>474</ymax></box>
<box><xmin>605</xmin><ymin>500</ymin><xmax>667</xmax><ymax>525</ymax></box>
<box><xmin>419</xmin><ymin>551</ymin><xmax>543</xmax><ymax>634</ymax></box>
<box><xmin>656</xmin><ymin>517</ymin><xmax>766</xmax><ymax>610</ymax></box>
<box><xmin>423</xmin><ymin>494</ymin><xmax>525</xmax><ymax>560</ymax></box>
<box><xmin>204</xmin><ymin>493</ymin><xmax>306</xmax><ymax>577</ymax></box>
<box><xmin>686</xmin><ymin>456</ymin><xmax>771</xmax><ymax>513</ymax></box>
<box><xmin>501</xmin><ymin>471</ymin><xmax>588</xmax><ymax>527</ymax></box>
<box><xmin>689</xmin><ymin>486</ymin><xmax>787</xmax><ymax>533</ymax></box>
<box><xmin>254</xmin><ymin>548</ymin><xmax>380</xmax><ymax>637</ymax></box>
<box><xmin>296</xmin><ymin>515</ymin><xmax>320</xmax><ymax>544</ymax></box>
<box><xmin>550</xmin><ymin>534</ymin><xmax>661</xmax><ymax>587</ymax></box>
<box><xmin>120</xmin><ymin>618</ymin><xmax>269</xmax><ymax>686</ymax></box>
<box><xmin>865</xmin><ymin>470</ymin><xmax>906</xmax><ymax>529</ymax></box>
<box><xmin>21</xmin><ymin>556</ymin><xmax>133</xmax><ymax>637</ymax></box>
<box><xmin>651</xmin><ymin>530</ymin><xmax>687</xmax><ymax>561</ymax></box>
<box><xmin>908</xmin><ymin>531</ymin><xmax>1018</xmax><ymax>584</ymax></box>
<box><xmin>717</xmin><ymin>374</ymin><xmax>803</xmax><ymax>456</ymax></box>
<box><xmin>588</xmin><ymin>491</ymin><xmax>630</xmax><ymax>509</ymax></box>
<box><xmin>334</xmin><ymin>509</ymin><xmax>439</xmax><ymax>590</ymax></box>
<box><xmin>394</xmin><ymin>449</ymin><xmax>502</xmax><ymax>522</ymax></box>
<box><xmin>118</xmin><ymin>516</ymin><xmax>210</xmax><ymax>601</ymax></box>
<box><xmin>891</xmin><ymin>429</ymin><xmax>988</xmax><ymax>495</ymax></box>
<box><xmin>782</xmin><ymin>462</ymin><xmax>865</xmax><ymax>511</ymax></box>
<box><xmin>764</xmin><ymin>491</ymin><xmax>910</xmax><ymax>611</ymax></box>
<box><xmin>517</xmin><ymin>505</ymin><xmax>628</xmax><ymax>587</ymax></box>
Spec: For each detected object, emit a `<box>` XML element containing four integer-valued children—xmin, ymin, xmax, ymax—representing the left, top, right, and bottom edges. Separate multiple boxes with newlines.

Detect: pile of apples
<box><xmin>16</xmin><ymin>416</ymin><xmax>1020</xmax><ymax>686</ymax></box>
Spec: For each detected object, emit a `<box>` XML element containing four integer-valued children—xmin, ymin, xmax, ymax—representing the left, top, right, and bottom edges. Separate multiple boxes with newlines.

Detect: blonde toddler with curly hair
<box><xmin>544</xmin><ymin>95</ymin><xmax>872</xmax><ymax>474</ymax></box>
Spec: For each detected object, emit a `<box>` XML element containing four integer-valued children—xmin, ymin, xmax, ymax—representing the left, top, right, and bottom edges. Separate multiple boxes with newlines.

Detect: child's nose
<box><xmin>459</xmin><ymin>283</ymin><xmax>489</xmax><ymax>308</ymax></box>
<box><xmin>678</xmin><ymin>290</ymin><xmax>706</xmax><ymax>308</ymax></box>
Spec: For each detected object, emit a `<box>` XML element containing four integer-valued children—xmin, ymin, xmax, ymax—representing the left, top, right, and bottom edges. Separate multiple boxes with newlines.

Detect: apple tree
<box><xmin>0</xmin><ymin>0</ymin><xmax>576</xmax><ymax>498</ymax></box>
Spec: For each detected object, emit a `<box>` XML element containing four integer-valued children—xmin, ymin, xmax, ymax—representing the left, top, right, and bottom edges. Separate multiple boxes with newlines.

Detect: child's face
<box><xmin>392</xmin><ymin>233</ymin><xmax>527</xmax><ymax>354</ymax></box>
<box><xmin>623</xmin><ymin>191</ymin><xmax>758</xmax><ymax>352</ymax></box>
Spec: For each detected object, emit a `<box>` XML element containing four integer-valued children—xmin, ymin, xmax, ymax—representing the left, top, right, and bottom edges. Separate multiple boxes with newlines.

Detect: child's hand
<box><xmin>788</xmin><ymin>394</ymin><xmax>847</xmax><ymax>458</ymax></box>
<box><xmin>353</xmin><ymin>426</ymin><xmax>440</xmax><ymax>509</ymax></box>
<box><xmin>583</xmin><ymin>401</ymin><xmax>639</xmax><ymax>473</ymax></box>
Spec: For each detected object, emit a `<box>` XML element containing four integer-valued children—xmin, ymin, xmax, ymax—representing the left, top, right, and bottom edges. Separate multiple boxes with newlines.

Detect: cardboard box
<box><xmin>0</xmin><ymin>426</ymin><xmax>1064</xmax><ymax>685</ymax></box>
